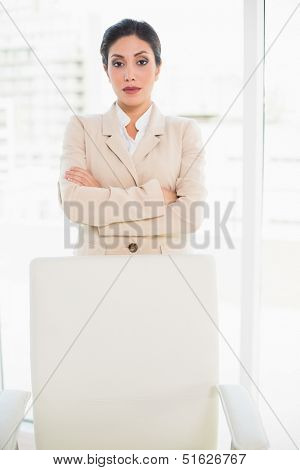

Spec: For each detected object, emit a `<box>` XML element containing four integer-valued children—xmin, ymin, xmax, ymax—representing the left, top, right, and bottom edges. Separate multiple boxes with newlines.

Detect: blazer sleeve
<box><xmin>58</xmin><ymin>115</ymin><xmax>166</xmax><ymax>227</ymax></box>
<box><xmin>97</xmin><ymin>119</ymin><xmax>208</xmax><ymax>237</ymax></box>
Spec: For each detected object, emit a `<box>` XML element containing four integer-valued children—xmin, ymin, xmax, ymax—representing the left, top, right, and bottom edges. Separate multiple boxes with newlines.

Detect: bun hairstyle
<box><xmin>100</xmin><ymin>18</ymin><xmax>162</xmax><ymax>69</ymax></box>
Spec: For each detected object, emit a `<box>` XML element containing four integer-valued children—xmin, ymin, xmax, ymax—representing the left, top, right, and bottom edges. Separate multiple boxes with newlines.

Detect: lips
<box><xmin>123</xmin><ymin>87</ymin><xmax>141</xmax><ymax>95</ymax></box>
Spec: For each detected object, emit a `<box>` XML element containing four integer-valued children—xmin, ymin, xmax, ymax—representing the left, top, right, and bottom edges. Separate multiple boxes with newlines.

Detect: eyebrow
<box><xmin>110</xmin><ymin>50</ymin><xmax>150</xmax><ymax>59</ymax></box>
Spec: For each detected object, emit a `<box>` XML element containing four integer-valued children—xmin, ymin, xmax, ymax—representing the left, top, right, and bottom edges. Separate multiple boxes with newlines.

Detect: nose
<box><xmin>124</xmin><ymin>64</ymin><xmax>135</xmax><ymax>81</ymax></box>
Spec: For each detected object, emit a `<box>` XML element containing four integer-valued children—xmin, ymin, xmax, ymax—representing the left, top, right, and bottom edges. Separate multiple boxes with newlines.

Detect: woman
<box><xmin>58</xmin><ymin>18</ymin><xmax>207</xmax><ymax>256</ymax></box>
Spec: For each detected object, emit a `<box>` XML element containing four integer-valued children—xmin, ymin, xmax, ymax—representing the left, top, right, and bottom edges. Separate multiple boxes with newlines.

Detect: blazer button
<box><xmin>128</xmin><ymin>242</ymin><xmax>138</xmax><ymax>253</ymax></box>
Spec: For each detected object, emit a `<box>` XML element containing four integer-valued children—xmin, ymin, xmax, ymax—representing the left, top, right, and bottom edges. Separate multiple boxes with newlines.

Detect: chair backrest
<box><xmin>30</xmin><ymin>254</ymin><xmax>219</xmax><ymax>449</ymax></box>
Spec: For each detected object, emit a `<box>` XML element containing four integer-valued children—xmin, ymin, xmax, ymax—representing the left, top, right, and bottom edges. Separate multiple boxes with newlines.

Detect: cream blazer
<box><xmin>58</xmin><ymin>100</ymin><xmax>207</xmax><ymax>255</ymax></box>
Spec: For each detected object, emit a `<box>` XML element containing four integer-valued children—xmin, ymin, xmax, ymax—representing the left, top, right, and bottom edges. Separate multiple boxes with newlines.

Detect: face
<box><xmin>104</xmin><ymin>34</ymin><xmax>161</xmax><ymax>108</ymax></box>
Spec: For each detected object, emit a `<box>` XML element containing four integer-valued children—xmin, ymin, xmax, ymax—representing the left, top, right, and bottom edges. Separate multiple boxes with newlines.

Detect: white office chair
<box><xmin>28</xmin><ymin>254</ymin><xmax>269</xmax><ymax>450</ymax></box>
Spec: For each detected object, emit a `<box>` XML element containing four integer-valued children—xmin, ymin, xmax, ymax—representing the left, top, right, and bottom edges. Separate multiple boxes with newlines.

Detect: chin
<box><xmin>122</xmin><ymin>97</ymin><xmax>144</xmax><ymax>106</ymax></box>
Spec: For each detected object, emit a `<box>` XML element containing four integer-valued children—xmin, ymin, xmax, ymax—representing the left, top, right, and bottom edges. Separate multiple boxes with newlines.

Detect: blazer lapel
<box><xmin>130</xmin><ymin>102</ymin><xmax>165</xmax><ymax>169</ymax></box>
<box><xmin>102</xmin><ymin>100</ymin><xmax>165</xmax><ymax>186</ymax></box>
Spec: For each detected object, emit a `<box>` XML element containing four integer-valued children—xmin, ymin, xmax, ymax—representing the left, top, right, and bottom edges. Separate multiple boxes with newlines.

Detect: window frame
<box><xmin>240</xmin><ymin>0</ymin><xmax>265</xmax><ymax>398</ymax></box>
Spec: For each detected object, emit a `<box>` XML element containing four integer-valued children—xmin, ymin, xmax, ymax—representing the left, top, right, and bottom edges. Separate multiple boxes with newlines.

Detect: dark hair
<box><xmin>100</xmin><ymin>18</ymin><xmax>162</xmax><ymax>69</ymax></box>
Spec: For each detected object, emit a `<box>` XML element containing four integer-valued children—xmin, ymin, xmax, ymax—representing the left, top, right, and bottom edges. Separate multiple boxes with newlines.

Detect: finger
<box><xmin>67</xmin><ymin>167</ymin><xmax>91</xmax><ymax>176</ymax></box>
<box><xmin>65</xmin><ymin>175</ymin><xmax>86</xmax><ymax>185</ymax></box>
<box><xmin>65</xmin><ymin>168</ymin><xmax>93</xmax><ymax>184</ymax></box>
<box><xmin>65</xmin><ymin>177</ymin><xmax>82</xmax><ymax>186</ymax></box>
<box><xmin>65</xmin><ymin>170</ymin><xmax>88</xmax><ymax>179</ymax></box>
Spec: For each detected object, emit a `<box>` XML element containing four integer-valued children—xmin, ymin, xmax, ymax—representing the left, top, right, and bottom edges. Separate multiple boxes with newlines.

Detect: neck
<box><xmin>117</xmin><ymin>99</ymin><xmax>153</xmax><ymax>123</ymax></box>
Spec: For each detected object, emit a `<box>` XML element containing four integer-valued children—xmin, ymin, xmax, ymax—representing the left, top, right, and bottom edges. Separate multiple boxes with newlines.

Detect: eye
<box><xmin>112</xmin><ymin>59</ymin><xmax>148</xmax><ymax>67</ymax></box>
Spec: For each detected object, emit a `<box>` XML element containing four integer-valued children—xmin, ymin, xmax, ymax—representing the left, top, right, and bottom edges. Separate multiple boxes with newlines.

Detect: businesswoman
<box><xmin>58</xmin><ymin>18</ymin><xmax>208</xmax><ymax>256</ymax></box>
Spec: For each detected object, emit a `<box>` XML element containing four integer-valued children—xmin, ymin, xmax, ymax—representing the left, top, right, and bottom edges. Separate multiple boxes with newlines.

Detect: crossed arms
<box><xmin>58</xmin><ymin>115</ymin><xmax>207</xmax><ymax>236</ymax></box>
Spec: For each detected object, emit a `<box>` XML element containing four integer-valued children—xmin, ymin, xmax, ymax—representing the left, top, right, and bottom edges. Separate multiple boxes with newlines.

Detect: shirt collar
<box><xmin>115</xmin><ymin>101</ymin><xmax>153</xmax><ymax>132</ymax></box>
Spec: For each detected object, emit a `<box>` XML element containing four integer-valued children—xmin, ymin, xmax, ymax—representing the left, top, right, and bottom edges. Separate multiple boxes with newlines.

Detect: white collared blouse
<box><xmin>115</xmin><ymin>101</ymin><xmax>153</xmax><ymax>157</ymax></box>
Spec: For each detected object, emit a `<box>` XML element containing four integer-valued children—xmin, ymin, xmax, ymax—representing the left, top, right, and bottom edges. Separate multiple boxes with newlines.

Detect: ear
<box><xmin>155</xmin><ymin>61</ymin><xmax>162</xmax><ymax>81</ymax></box>
<box><xmin>103</xmin><ymin>65</ymin><xmax>111</xmax><ymax>82</ymax></box>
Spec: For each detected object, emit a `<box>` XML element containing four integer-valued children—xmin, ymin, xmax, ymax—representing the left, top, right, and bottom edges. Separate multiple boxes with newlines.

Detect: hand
<box><xmin>64</xmin><ymin>167</ymin><xmax>101</xmax><ymax>188</ymax></box>
<box><xmin>161</xmin><ymin>187</ymin><xmax>178</xmax><ymax>205</ymax></box>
